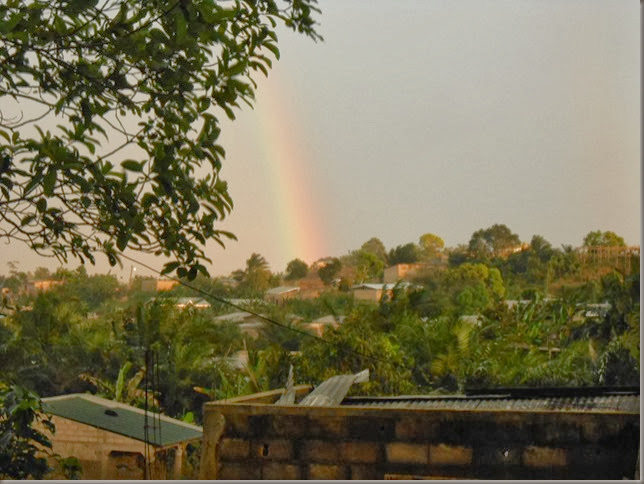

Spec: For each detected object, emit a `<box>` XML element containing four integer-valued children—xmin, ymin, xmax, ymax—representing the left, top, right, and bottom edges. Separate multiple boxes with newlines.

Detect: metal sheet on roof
<box><xmin>341</xmin><ymin>394</ymin><xmax>639</xmax><ymax>413</ymax></box>
<box><xmin>42</xmin><ymin>394</ymin><xmax>202</xmax><ymax>446</ymax></box>
<box><xmin>299</xmin><ymin>369</ymin><xmax>369</xmax><ymax>406</ymax></box>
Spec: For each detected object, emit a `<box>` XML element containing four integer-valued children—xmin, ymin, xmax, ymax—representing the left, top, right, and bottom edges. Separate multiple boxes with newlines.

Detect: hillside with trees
<box><xmin>0</xmin><ymin>225</ymin><xmax>639</xmax><ymax>477</ymax></box>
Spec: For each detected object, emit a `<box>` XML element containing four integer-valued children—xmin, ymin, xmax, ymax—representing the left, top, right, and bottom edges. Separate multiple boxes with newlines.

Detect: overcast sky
<box><xmin>2</xmin><ymin>0</ymin><xmax>640</xmax><ymax>280</ymax></box>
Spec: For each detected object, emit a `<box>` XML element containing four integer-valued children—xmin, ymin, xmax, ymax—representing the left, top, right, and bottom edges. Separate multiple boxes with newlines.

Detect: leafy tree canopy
<box><xmin>237</xmin><ymin>252</ymin><xmax>272</xmax><ymax>295</ymax></box>
<box><xmin>387</xmin><ymin>242</ymin><xmax>419</xmax><ymax>265</ymax></box>
<box><xmin>359</xmin><ymin>236</ymin><xmax>387</xmax><ymax>262</ymax></box>
<box><xmin>354</xmin><ymin>249</ymin><xmax>384</xmax><ymax>282</ymax></box>
<box><xmin>418</xmin><ymin>232</ymin><xmax>444</xmax><ymax>260</ymax></box>
<box><xmin>0</xmin><ymin>0</ymin><xmax>321</xmax><ymax>279</ymax></box>
<box><xmin>317</xmin><ymin>257</ymin><xmax>341</xmax><ymax>285</ymax></box>
<box><xmin>468</xmin><ymin>223</ymin><xmax>521</xmax><ymax>260</ymax></box>
<box><xmin>284</xmin><ymin>258</ymin><xmax>308</xmax><ymax>280</ymax></box>
<box><xmin>583</xmin><ymin>230</ymin><xmax>626</xmax><ymax>247</ymax></box>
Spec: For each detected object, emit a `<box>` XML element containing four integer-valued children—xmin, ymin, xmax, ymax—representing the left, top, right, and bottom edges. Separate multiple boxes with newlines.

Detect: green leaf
<box><xmin>121</xmin><ymin>160</ymin><xmax>143</xmax><ymax>172</ymax></box>
<box><xmin>228</xmin><ymin>61</ymin><xmax>247</xmax><ymax>77</ymax></box>
<box><xmin>20</xmin><ymin>214</ymin><xmax>36</xmax><ymax>226</ymax></box>
<box><xmin>161</xmin><ymin>261</ymin><xmax>181</xmax><ymax>275</ymax></box>
<box><xmin>36</xmin><ymin>198</ymin><xmax>47</xmax><ymax>212</ymax></box>
<box><xmin>42</xmin><ymin>169</ymin><xmax>56</xmax><ymax>196</ymax></box>
<box><xmin>263</xmin><ymin>42</ymin><xmax>280</xmax><ymax>60</ymax></box>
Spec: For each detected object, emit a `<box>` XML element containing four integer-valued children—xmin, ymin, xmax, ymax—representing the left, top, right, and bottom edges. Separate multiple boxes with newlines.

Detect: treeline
<box><xmin>0</xmin><ymin>225</ymin><xmax>639</xmax><ymax>419</ymax></box>
<box><xmin>0</xmin><ymin>225</ymin><xmax>639</xmax><ymax>477</ymax></box>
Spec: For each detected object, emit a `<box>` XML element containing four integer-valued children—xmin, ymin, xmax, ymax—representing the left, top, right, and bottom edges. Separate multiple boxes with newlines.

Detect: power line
<box><xmin>118</xmin><ymin>253</ymin><xmax>410</xmax><ymax>371</ymax></box>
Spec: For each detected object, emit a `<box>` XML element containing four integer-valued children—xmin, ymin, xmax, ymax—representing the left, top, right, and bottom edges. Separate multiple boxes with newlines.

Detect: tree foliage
<box><xmin>468</xmin><ymin>224</ymin><xmax>521</xmax><ymax>260</ymax></box>
<box><xmin>583</xmin><ymin>230</ymin><xmax>626</xmax><ymax>247</ymax></box>
<box><xmin>387</xmin><ymin>242</ymin><xmax>420</xmax><ymax>265</ymax></box>
<box><xmin>284</xmin><ymin>258</ymin><xmax>308</xmax><ymax>280</ymax></box>
<box><xmin>0</xmin><ymin>0</ymin><xmax>321</xmax><ymax>279</ymax></box>
<box><xmin>0</xmin><ymin>384</ymin><xmax>54</xmax><ymax>479</ymax></box>
<box><xmin>418</xmin><ymin>232</ymin><xmax>444</xmax><ymax>260</ymax></box>
<box><xmin>360</xmin><ymin>237</ymin><xmax>387</xmax><ymax>262</ymax></box>
<box><xmin>236</xmin><ymin>252</ymin><xmax>273</xmax><ymax>295</ymax></box>
<box><xmin>354</xmin><ymin>249</ymin><xmax>384</xmax><ymax>282</ymax></box>
<box><xmin>317</xmin><ymin>257</ymin><xmax>341</xmax><ymax>285</ymax></box>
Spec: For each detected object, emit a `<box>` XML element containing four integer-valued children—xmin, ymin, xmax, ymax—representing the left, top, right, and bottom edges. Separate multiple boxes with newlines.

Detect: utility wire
<box><xmin>118</xmin><ymin>253</ymin><xmax>410</xmax><ymax>371</ymax></box>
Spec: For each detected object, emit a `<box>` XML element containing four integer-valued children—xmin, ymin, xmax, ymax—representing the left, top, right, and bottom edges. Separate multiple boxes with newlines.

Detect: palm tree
<box><xmin>240</xmin><ymin>253</ymin><xmax>272</xmax><ymax>295</ymax></box>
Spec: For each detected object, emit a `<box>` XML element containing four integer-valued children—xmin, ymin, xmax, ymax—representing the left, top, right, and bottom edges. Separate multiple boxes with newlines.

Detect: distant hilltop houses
<box><xmin>0</xmin><ymin>241</ymin><xmax>639</xmax><ymax>302</ymax></box>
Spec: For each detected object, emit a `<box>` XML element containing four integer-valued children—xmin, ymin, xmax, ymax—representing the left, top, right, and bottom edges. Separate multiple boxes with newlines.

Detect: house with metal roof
<box><xmin>213</xmin><ymin>310</ymin><xmax>266</xmax><ymax>338</ymax></box>
<box><xmin>173</xmin><ymin>296</ymin><xmax>211</xmax><ymax>309</ymax></box>
<box><xmin>41</xmin><ymin>393</ymin><xmax>202</xmax><ymax>479</ymax></box>
<box><xmin>199</xmin><ymin>373</ymin><xmax>639</xmax><ymax>480</ymax></box>
<box><xmin>147</xmin><ymin>296</ymin><xmax>211</xmax><ymax>309</ymax></box>
<box><xmin>352</xmin><ymin>282</ymin><xmax>420</xmax><ymax>303</ymax></box>
<box><xmin>265</xmin><ymin>285</ymin><xmax>300</xmax><ymax>303</ymax></box>
<box><xmin>300</xmin><ymin>314</ymin><xmax>346</xmax><ymax>337</ymax></box>
<box><xmin>383</xmin><ymin>263</ymin><xmax>428</xmax><ymax>283</ymax></box>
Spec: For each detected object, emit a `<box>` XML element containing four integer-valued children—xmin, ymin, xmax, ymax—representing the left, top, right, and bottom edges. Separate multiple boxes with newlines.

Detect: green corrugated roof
<box><xmin>42</xmin><ymin>394</ymin><xmax>202</xmax><ymax>447</ymax></box>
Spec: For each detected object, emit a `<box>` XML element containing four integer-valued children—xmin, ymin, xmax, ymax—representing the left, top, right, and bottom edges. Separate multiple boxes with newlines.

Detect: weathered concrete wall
<box><xmin>200</xmin><ymin>403</ymin><xmax>639</xmax><ymax>480</ymax></box>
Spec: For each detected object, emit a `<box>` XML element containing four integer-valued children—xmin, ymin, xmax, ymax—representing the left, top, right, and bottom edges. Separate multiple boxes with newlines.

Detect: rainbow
<box><xmin>249</xmin><ymin>71</ymin><xmax>328</xmax><ymax>267</ymax></box>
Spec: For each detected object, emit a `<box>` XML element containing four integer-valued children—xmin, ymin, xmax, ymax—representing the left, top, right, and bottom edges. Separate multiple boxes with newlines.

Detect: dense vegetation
<box><xmin>0</xmin><ymin>226</ymin><xmax>639</xmax><ymax>477</ymax></box>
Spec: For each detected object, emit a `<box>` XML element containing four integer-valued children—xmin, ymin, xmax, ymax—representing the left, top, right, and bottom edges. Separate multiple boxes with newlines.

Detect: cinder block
<box><xmin>474</xmin><ymin>446</ymin><xmax>521</xmax><ymax>467</ymax></box>
<box><xmin>580</xmin><ymin>419</ymin><xmax>627</xmax><ymax>444</ymax></box>
<box><xmin>308</xmin><ymin>464</ymin><xmax>346</xmax><ymax>480</ymax></box>
<box><xmin>536</xmin><ymin>421</ymin><xmax>581</xmax><ymax>445</ymax></box>
<box><xmin>341</xmin><ymin>441</ymin><xmax>380</xmax><ymax>463</ymax></box>
<box><xmin>437</xmin><ymin>418</ymin><xmax>468</xmax><ymax>444</ymax></box>
<box><xmin>218</xmin><ymin>438</ymin><xmax>250</xmax><ymax>460</ymax></box>
<box><xmin>255</xmin><ymin>439</ymin><xmax>292</xmax><ymax>460</ymax></box>
<box><xmin>386</xmin><ymin>442</ymin><xmax>429</xmax><ymax>464</ymax></box>
<box><xmin>269</xmin><ymin>415</ymin><xmax>309</xmax><ymax>438</ymax></box>
<box><xmin>430</xmin><ymin>444</ymin><xmax>473</xmax><ymax>466</ymax></box>
<box><xmin>227</xmin><ymin>414</ymin><xmax>249</xmax><ymax>436</ymax></box>
<box><xmin>395</xmin><ymin>417</ymin><xmax>438</xmax><ymax>441</ymax></box>
<box><xmin>262</xmin><ymin>462</ymin><xmax>301</xmax><ymax>480</ymax></box>
<box><xmin>248</xmin><ymin>415</ymin><xmax>269</xmax><ymax>436</ymax></box>
<box><xmin>300</xmin><ymin>439</ymin><xmax>340</xmax><ymax>462</ymax></box>
<box><xmin>218</xmin><ymin>462</ymin><xmax>261</xmax><ymax>480</ymax></box>
<box><xmin>350</xmin><ymin>464</ymin><xmax>382</xmax><ymax>480</ymax></box>
<box><xmin>307</xmin><ymin>417</ymin><xmax>349</xmax><ymax>439</ymax></box>
<box><xmin>349</xmin><ymin>417</ymin><xmax>394</xmax><ymax>440</ymax></box>
<box><xmin>523</xmin><ymin>446</ymin><xmax>567</xmax><ymax>468</ymax></box>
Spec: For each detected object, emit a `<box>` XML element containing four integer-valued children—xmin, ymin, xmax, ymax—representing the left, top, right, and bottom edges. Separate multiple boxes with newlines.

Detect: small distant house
<box><xmin>265</xmin><ymin>286</ymin><xmax>300</xmax><ymax>304</ymax></box>
<box><xmin>383</xmin><ymin>263</ymin><xmax>425</xmax><ymax>283</ymax></box>
<box><xmin>139</xmin><ymin>278</ymin><xmax>157</xmax><ymax>292</ymax></box>
<box><xmin>302</xmin><ymin>314</ymin><xmax>346</xmax><ymax>337</ymax></box>
<box><xmin>41</xmin><ymin>394</ymin><xmax>202</xmax><ymax>480</ymax></box>
<box><xmin>174</xmin><ymin>297</ymin><xmax>211</xmax><ymax>309</ymax></box>
<box><xmin>213</xmin><ymin>311</ymin><xmax>266</xmax><ymax>338</ymax></box>
<box><xmin>497</xmin><ymin>242</ymin><xmax>530</xmax><ymax>258</ymax></box>
<box><xmin>31</xmin><ymin>280</ymin><xmax>64</xmax><ymax>292</ymax></box>
<box><xmin>225</xmin><ymin>298</ymin><xmax>264</xmax><ymax>307</ymax></box>
<box><xmin>352</xmin><ymin>282</ymin><xmax>418</xmax><ymax>303</ymax></box>
<box><xmin>296</xmin><ymin>277</ymin><xmax>326</xmax><ymax>300</ymax></box>
<box><xmin>156</xmin><ymin>279</ymin><xmax>179</xmax><ymax>292</ymax></box>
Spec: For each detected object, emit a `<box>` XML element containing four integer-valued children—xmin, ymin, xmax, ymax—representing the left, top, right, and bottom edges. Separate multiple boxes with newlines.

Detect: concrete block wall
<box><xmin>200</xmin><ymin>403</ymin><xmax>639</xmax><ymax>480</ymax></box>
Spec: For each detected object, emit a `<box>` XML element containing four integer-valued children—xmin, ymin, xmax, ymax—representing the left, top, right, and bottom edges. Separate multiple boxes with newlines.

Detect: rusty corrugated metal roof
<box><xmin>340</xmin><ymin>394</ymin><xmax>639</xmax><ymax>413</ymax></box>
